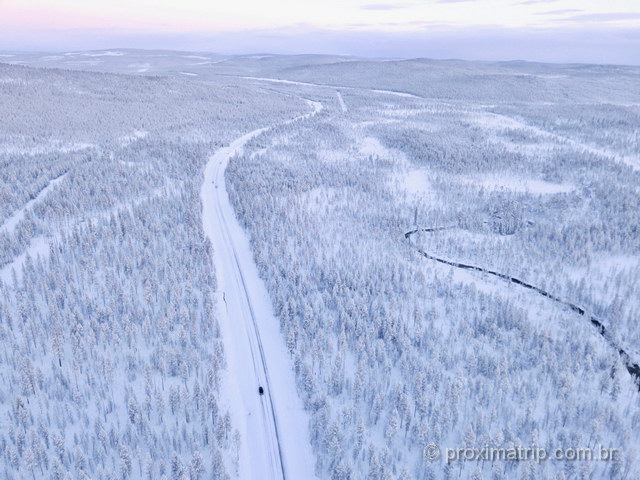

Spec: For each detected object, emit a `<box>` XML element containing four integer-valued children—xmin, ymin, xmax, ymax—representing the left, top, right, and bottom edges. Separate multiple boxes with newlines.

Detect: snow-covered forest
<box><xmin>0</xmin><ymin>60</ymin><xmax>307</xmax><ymax>479</ymax></box>
<box><xmin>1</xmin><ymin>50</ymin><xmax>639</xmax><ymax>479</ymax></box>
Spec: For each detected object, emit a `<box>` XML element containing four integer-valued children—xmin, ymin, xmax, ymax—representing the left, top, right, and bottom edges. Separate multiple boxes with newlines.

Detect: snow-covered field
<box><xmin>1</xmin><ymin>51</ymin><xmax>639</xmax><ymax>480</ymax></box>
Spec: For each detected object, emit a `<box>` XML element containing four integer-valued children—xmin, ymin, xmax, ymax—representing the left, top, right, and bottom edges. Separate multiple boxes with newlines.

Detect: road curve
<box><xmin>201</xmin><ymin>101</ymin><xmax>321</xmax><ymax>480</ymax></box>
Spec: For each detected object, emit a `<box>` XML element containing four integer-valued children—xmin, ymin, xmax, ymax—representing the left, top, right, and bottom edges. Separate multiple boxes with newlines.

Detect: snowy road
<box><xmin>201</xmin><ymin>101</ymin><xmax>321</xmax><ymax>480</ymax></box>
<box><xmin>235</xmin><ymin>75</ymin><xmax>422</xmax><ymax>99</ymax></box>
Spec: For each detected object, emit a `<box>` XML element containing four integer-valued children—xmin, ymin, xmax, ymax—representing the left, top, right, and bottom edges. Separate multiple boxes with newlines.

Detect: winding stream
<box><xmin>405</xmin><ymin>227</ymin><xmax>640</xmax><ymax>389</ymax></box>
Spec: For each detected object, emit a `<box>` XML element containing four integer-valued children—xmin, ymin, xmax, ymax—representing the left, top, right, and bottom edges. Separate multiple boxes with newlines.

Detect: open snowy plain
<box><xmin>1</xmin><ymin>50</ymin><xmax>639</xmax><ymax>479</ymax></box>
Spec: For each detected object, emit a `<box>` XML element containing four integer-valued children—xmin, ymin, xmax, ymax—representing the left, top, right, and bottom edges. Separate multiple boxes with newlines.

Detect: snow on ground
<box><xmin>78</xmin><ymin>51</ymin><xmax>125</xmax><ymax>57</ymax></box>
<box><xmin>301</xmin><ymin>186</ymin><xmax>342</xmax><ymax>214</ymax></box>
<box><xmin>392</xmin><ymin>169</ymin><xmax>432</xmax><ymax>196</ymax></box>
<box><xmin>202</xmin><ymin>59</ymin><xmax>229</xmax><ymax>65</ymax></box>
<box><xmin>359</xmin><ymin>136</ymin><xmax>409</xmax><ymax>170</ymax></box>
<box><xmin>587</xmin><ymin>254</ymin><xmax>640</xmax><ymax>275</ymax></box>
<box><xmin>0</xmin><ymin>237</ymin><xmax>49</xmax><ymax>283</ymax></box>
<box><xmin>120</xmin><ymin>129</ymin><xmax>149</xmax><ymax>145</ymax></box>
<box><xmin>0</xmin><ymin>173</ymin><xmax>68</xmax><ymax>234</ymax></box>
<box><xmin>336</xmin><ymin>91</ymin><xmax>347</xmax><ymax>112</ymax></box>
<box><xmin>359</xmin><ymin>136</ymin><xmax>390</xmax><ymax>158</ymax></box>
<box><xmin>180</xmin><ymin>72</ymin><xmax>198</xmax><ymax>76</ymax></box>
<box><xmin>436</xmin><ymin>257</ymin><xmax>578</xmax><ymax>346</ymax></box>
<box><xmin>240</xmin><ymin>76</ymin><xmax>423</xmax><ymax>100</ymax></box>
<box><xmin>381</xmin><ymin>107</ymin><xmax>450</xmax><ymax>119</ymax></box>
<box><xmin>357</xmin><ymin>118</ymin><xmax>400</xmax><ymax>127</ymax></box>
<box><xmin>410</xmin><ymin>230</ymin><xmax>597</xmax><ymax>348</ymax></box>
<box><xmin>0</xmin><ymin>140</ymin><xmax>93</xmax><ymax>155</ymax></box>
<box><xmin>201</xmin><ymin>102</ymin><xmax>320</xmax><ymax>480</ymax></box>
<box><xmin>476</xmin><ymin>109</ymin><xmax>640</xmax><ymax>171</ymax></box>
<box><xmin>372</xmin><ymin>88</ymin><xmax>421</xmax><ymax>99</ymax></box>
<box><xmin>126</xmin><ymin>62</ymin><xmax>151</xmax><ymax>72</ymax></box>
<box><xmin>63</xmin><ymin>60</ymin><xmax>102</xmax><ymax>66</ymax></box>
<box><xmin>459</xmin><ymin>173</ymin><xmax>574</xmax><ymax>194</ymax></box>
<box><xmin>240</xmin><ymin>76</ymin><xmax>314</xmax><ymax>87</ymax></box>
<box><xmin>567</xmin><ymin>253</ymin><xmax>640</xmax><ymax>307</ymax></box>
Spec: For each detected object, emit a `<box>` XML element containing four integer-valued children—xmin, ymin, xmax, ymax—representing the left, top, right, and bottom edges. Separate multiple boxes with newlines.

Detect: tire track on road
<box><xmin>201</xmin><ymin>98</ymin><xmax>322</xmax><ymax>480</ymax></box>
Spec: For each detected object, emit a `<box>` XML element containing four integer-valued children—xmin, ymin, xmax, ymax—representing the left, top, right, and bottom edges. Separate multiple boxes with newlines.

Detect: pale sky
<box><xmin>1</xmin><ymin>0</ymin><xmax>639</xmax><ymax>63</ymax></box>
